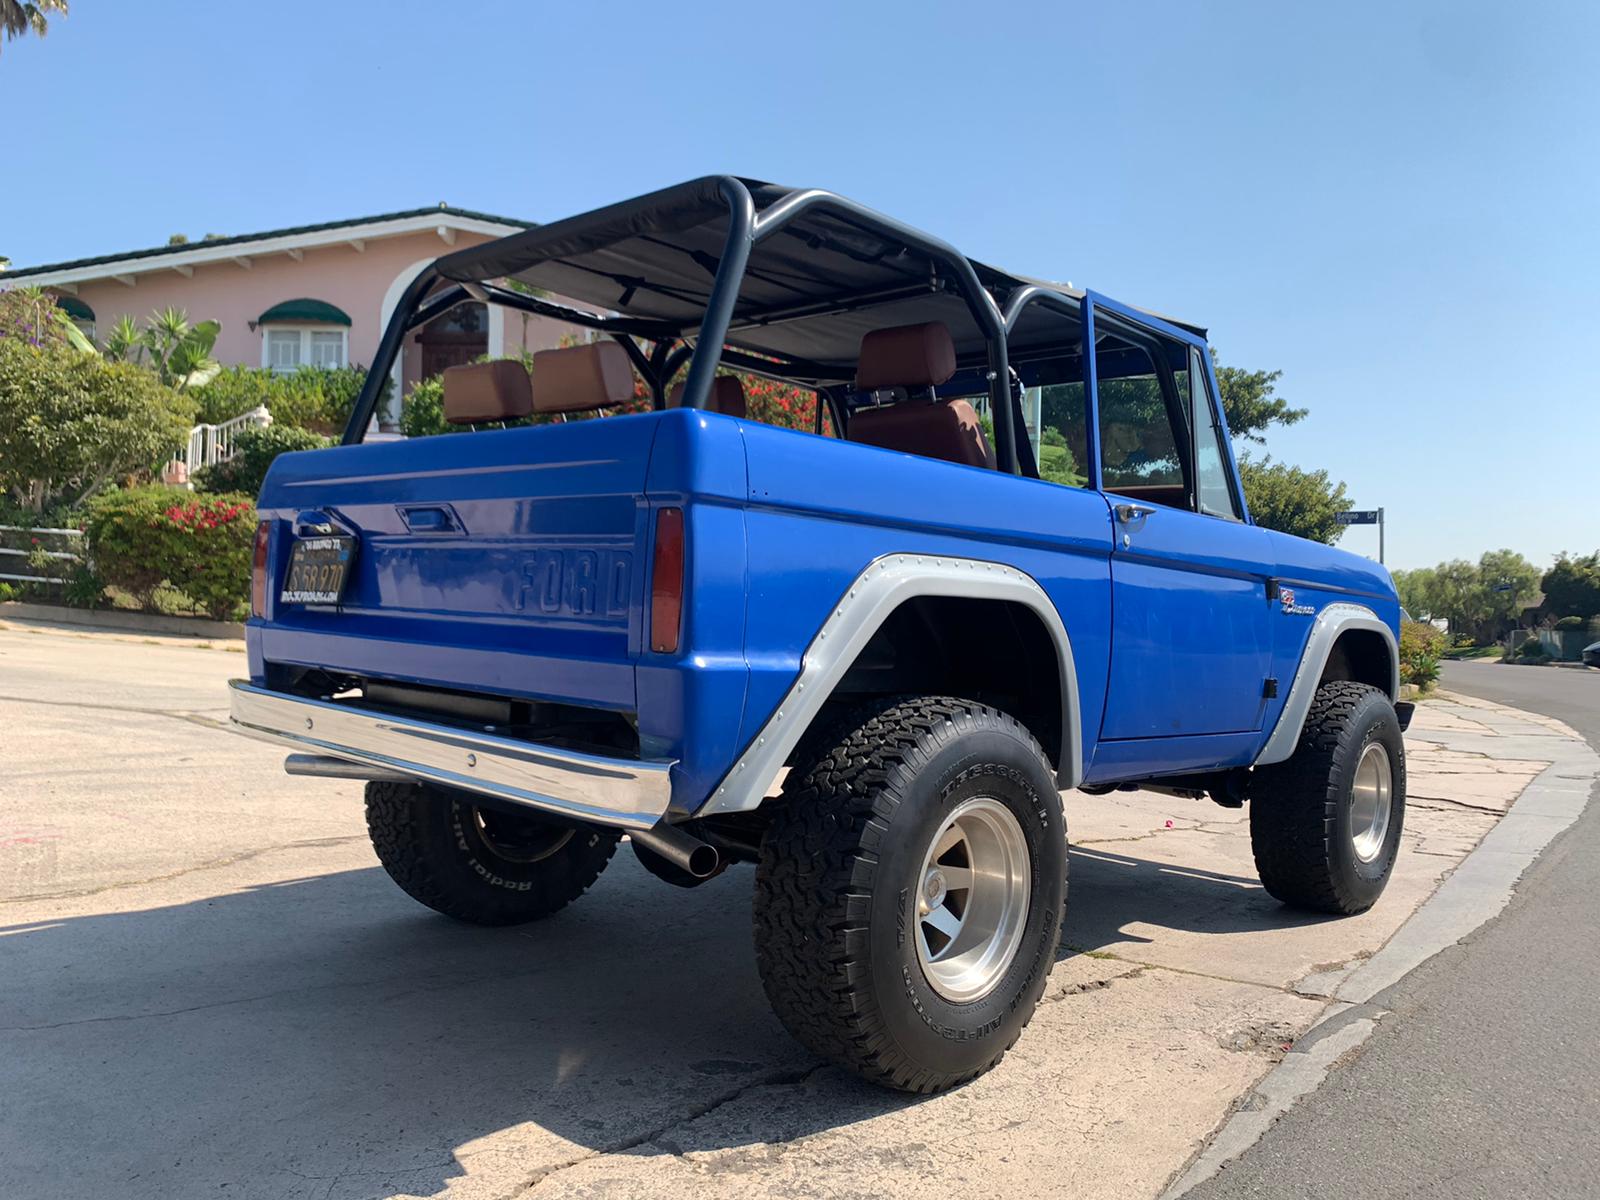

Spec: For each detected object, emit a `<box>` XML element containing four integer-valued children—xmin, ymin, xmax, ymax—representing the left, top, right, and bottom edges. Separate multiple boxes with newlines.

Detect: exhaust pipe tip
<box><xmin>629</xmin><ymin>822</ymin><xmax>720</xmax><ymax>880</ymax></box>
<box><xmin>682</xmin><ymin>841</ymin><xmax>720</xmax><ymax>880</ymax></box>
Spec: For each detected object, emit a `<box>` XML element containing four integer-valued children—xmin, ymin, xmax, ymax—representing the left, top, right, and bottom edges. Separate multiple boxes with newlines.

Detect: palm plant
<box><xmin>0</xmin><ymin>0</ymin><xmax>69</xmax><ymax>53</ymax></box>
<box><xmin>102</xmin><ymin>308</ymin><xmax>222</xmax><ymax>391</ymax></box>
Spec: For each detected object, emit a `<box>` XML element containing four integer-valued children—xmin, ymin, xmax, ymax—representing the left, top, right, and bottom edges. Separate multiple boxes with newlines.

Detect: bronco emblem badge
<box><xmin>1280</xmin><ymin>587</ymin><xmax>1316</xmax><ymax>617</ymax></box>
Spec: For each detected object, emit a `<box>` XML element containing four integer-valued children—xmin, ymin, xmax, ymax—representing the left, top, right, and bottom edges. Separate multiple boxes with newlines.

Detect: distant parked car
<box><xmin>1584</xmin><ymin>640</ymin><xmax>1600</xmax><ymax>667</ymax></box>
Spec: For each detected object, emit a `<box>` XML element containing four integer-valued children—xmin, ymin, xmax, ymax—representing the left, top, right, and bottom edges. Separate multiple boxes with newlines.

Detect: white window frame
<box><xmin>260</xmin><ymin>324</ymin><xmax>349</xmax><ymax>372</ymax></box>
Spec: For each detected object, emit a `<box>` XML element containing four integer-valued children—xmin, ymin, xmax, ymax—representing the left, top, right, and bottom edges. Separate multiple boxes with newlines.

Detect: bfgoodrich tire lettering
<box><xmin>1250</xmin><ymin>681</ymin><xmax>1407</xmax><ymax>915</ymax></box>
<box><xmin>365</xmin><ymin>781</ymin><xmax>618</xmax><ymax>926</ymax></box>
<box><xmin>753</xmin><ymin>696</ymin><xmax>1067</xmax><ymax>1093</ymax></box>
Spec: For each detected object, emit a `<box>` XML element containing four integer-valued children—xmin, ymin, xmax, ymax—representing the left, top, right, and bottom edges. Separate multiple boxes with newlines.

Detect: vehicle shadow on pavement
<box><xmin>1062</xmin><ymin>843</ymin><xmax>1339</xmax><ymax>954</ymax></box>
<box><xmin>2</xmin><ymin>841</ymin><xmax>1323</xmax><ymax>1199</ymax></box>
<box><xmin>1</xmin><ymin>857</ymin><xmax>927</xmax><ymax>1199</ymax></box>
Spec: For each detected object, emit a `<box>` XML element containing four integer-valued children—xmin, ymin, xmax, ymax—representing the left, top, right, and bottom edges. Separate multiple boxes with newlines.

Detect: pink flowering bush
<box><xmin>84</xmin><ymin>485</ymin><xmax>256</xmax><ymax>618</ymax></box>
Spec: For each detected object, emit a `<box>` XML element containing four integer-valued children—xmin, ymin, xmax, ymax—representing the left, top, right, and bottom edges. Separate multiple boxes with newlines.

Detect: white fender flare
<box><xmin>696</xmin><ymin>553</ymin><xmax>1082</xmax><ymax>816</ymax></box>
<box><xmin>1254</xmin><ymin>602</ymin><xmax>1399</xmax><ymax>767</ymax></box>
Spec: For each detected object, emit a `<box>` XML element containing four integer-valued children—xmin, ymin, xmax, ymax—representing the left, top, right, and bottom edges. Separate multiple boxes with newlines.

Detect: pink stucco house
<box><xmin>2</xmin><ymin>205</ymin><xmax>583</xmax><ymax>429</ymax></box>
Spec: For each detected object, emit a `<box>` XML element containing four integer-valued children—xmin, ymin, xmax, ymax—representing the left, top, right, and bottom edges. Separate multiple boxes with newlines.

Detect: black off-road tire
<box><xmin>365</xmin><ymin>781</ymin><xmax>619</xmax><ymax>926</ymax></box>
<box><xmin>1250</xmin><ymin>681</ymin><xmax>1407</xmax><ymax>915</ymax></box>
<box><xmin>753</xmin><ymin>696</ymin><xmax>1066</xmax><ymax>1093</ymax></box>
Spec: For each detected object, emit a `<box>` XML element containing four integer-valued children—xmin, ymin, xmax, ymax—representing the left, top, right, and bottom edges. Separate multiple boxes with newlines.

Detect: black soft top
<box><xmin>433</xmin><ymin>176</ymin><xmax>1202</xmax><ymax>380</ymax></box>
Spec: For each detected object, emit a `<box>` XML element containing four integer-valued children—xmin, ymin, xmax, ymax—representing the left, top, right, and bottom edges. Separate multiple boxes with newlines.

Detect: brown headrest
<box><xmin>530</xmin><ymin>341</ymin><xmax>635</xmax><ymax>414</ymax></box>
<box><xmin>850</xmin><ymin>397</ymin><xmax>995</xmax><ymax>471</ymax></box>
<box><xmin>667</xmin><ymin>375</ymin><xmax>747</xmax><ymax>419</ymax></box>
<box><xmin>442</xmin><ymin>360</ymin><xmax>533</xmax><ymax>425</ymax></box>
<box><xmin>855</xmin><ymin>321</ymin><xmax>957</xmax><ymax>391</ymax></box>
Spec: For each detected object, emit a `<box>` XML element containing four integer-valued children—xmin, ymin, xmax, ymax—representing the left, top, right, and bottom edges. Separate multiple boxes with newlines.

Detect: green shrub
<box><xmin>0</xmin><ymin>581</ymin><xmax>17</xmax><ymax>603</ymax></box>
<box><xmin>1399</xmin><ymin>619</ymin><xmax>1446</xmax><ymax>690</ymax></box>
<box><xmin>63</xmin><ymin>563</ymin><xmax>107</xmax><ymax>609</ymax></box>
<box><xmin>84</xmin><ymin>485</ymin><xmax>256</xmax><ymax>618</ymax></box>
<box><xmin>0</xmin><ymin>341</ymin><xmax>195</xmax><ymax>512</ymax></box>
<box><xmin>1554</xmin><ymin>615</ymin><xmax>1585</xmax><ymax>630</ymax></box>
<box><xmin>194</xmin><ymin>424</ymin><xmax>333</xmax><ymax>497</ymax></box>
<box><xmin>400</xmin><ymin>377</ymin><xmax>451</xmax><ymax>438</ymax></box>
<box><xmin>190</xmin><ymin>364</ymin><xmax>379</xmax><ymax>433</ymax></box>
<box><xmin>1517</xmin><ymin>635</ymin><xmax>1547</xmax><ymax>660</ymax></box>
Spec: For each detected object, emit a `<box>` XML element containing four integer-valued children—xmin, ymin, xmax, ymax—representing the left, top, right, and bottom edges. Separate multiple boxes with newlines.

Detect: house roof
<box><xmin>2</xmin><ymin>205</ymin><xmax>535</xmax><ymax>287</ymax></box>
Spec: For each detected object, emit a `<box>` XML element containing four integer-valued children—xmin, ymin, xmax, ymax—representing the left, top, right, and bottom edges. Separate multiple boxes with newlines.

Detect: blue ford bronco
<box><xmin>231</xmin><ymin>177</ymin><xmax>1411</xmax><ymax>1093</ymax></box>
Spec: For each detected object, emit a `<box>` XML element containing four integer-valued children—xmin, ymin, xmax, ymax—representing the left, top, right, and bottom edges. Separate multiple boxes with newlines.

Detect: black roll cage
<box><xmin>342</xmin><ymin>177</ymin><xmax>1115</xmax><ymax>478</ymax></box>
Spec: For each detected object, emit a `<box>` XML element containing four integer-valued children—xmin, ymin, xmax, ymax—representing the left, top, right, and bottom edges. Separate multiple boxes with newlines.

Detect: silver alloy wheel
<box><xmin>914</xmin><ymin>796</ymin><xmax>1032</xmax><ymax>1004</ymax></box>
<box><xmin>1349</xmin><ymin>741</ymin><xmax>1393</xmax><ymax>864</ymax></box>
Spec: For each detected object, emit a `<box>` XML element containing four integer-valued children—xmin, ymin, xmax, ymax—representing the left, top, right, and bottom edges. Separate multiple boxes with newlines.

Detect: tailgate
<box><xmin>251</xmin><ymin>415</ymin><xmax>661</xmax><ymax>712</ymax></box>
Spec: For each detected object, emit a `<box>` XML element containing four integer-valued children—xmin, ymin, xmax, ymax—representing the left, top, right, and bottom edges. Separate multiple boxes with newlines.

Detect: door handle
<box><xmin>1114</xmin><ymin>503</ymin><xmax>1157</xmax><ymax>523</ymax></box>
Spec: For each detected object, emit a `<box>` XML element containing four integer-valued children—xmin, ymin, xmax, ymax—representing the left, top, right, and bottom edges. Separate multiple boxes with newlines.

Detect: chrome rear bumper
<box><xmin>228</xmin><ymin>680</ymin><xmax>673</xmax><ymax>830</ymax></box>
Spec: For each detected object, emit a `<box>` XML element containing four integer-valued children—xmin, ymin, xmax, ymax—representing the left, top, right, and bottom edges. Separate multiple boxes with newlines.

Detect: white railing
<box><xmin>183</xmin><ymin>405</ymin><xmax>273</xmax><ymax>472</ymax></box>
<box><xmin>0</xmin><ymin>525</ymin><xmax>82</xmax><ymax>586</ymax></box>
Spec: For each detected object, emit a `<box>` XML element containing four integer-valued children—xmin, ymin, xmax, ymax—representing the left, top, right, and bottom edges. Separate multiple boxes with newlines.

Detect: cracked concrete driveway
<box><xmin>0</xmin><ymin>620</ymin><xmax>1549</xmax><ymax>1199</ymax></box>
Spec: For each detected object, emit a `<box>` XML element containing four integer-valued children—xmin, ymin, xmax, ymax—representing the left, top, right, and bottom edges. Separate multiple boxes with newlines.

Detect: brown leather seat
<box><xmin>849</xmin><ymin>321</ymin><xmax>994</xmax><ymax>470</ymax></box>
<box><xmin>442</xmin><ymin>360</ymin><xmax>533</xmax><ymax>425</ymax></box>
<box><xmin>529</xmin><ymin>341</ymin><xmax>636</xmax><ymax>414</ymax></box>
<box><xmin>667</xmin><ymin>376</ymin><xmax>747</xmax><ymax>419</ymax></box>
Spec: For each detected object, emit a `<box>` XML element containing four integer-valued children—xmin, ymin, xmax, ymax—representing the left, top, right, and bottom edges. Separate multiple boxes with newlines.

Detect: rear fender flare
<box><xmin>696</xmin><ymin>553</ymin><xmax>1081</xmax><ymax>816</ymax></box>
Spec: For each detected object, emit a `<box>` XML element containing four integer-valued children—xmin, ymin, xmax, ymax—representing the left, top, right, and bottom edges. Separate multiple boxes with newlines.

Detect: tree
<box><xmin>0</xmin><ymin>0</ymin><xmax>67</xmax><ymax>54</ymax></box>
<box><xmin>1542</xmin><ymin>552</ymin><xmax>1600</xmax><ymax>621</ymax></box>
<box><xmin>1476</xmin><ymin>548</ymin><xmax>1542</xmax><ymax>632</ymax></box>
<box><xmin>1234</xmin><ymin>455</ymin><xmax>1350</xmax><ymax>544</ymax></box>
<box><xmin>1209</xmin><ymin>352</ymin><xmax>1351</xmax><ymax>544</ymax></box>
<box><xmin>0</xmin><ymin>341</ymin><xmax>196</xmax><ymax>511</ymax></box>
<box><xmin>1210</xmin><ymin>350</ymin><xmax>1307</xmax><ymax>443</ymax></box>
<box><xmin>1393</xmin><ymin>550</ymin><xmax>1542</xmax><ymax>641</ymax></box>
<box><xmin>167</xmin><ymin>234</ymin><xmax>190</xmax><ymax>246</ymax></box>
<box><xmin>1392</xmin><ymin>566</ymin><xmax>1436</xmax><ymax>620</ymax></box>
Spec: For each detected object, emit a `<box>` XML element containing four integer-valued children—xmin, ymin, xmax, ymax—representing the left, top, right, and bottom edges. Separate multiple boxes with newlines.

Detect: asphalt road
<box><xmin>1189</xmin><ymin>661</ymin><xmax>1600</xmax><ymax>1200</ymax></box>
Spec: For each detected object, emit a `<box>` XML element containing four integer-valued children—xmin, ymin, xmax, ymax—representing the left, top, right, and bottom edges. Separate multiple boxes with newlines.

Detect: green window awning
<box><xmin>56</xmin><ymin>295</ymin><xmax>94</xmax><ymax>321</ymax></box>
<box><xmin>256</xmin><ymin>298</ymin><xmax>352</xmax><ymax>326</ymax></box>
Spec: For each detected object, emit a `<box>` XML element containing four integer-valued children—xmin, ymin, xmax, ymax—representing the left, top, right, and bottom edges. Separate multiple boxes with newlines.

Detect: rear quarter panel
<box><xmin>730</xmin><ymin>421</ymin><xmax>1116</xmax><ymax>785</ymax></box>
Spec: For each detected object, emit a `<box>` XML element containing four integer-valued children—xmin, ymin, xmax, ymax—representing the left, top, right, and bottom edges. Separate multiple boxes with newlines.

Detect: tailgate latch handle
<box><xmin>399</xmin><ymin>504</ymin><xmax>460</xmax><ymax>534</ymax></box>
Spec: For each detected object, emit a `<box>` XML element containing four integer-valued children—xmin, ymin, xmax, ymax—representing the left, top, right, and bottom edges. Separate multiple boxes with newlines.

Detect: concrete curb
<box><xmin>0</xmin><ymin>601</ymin><xmax>244</xmax><ymax>641</ymax></box>
<box><xmin>1164</xmin><ymin>697</ymin><xmax>1600</xmax><ymax>1198</ymax></box>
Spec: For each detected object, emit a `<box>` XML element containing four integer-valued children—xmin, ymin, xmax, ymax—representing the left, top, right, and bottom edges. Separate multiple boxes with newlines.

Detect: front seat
<box><xmin>848</xmin><ymin>321</ymin><xmax>994</xmax><ymax>470</ymax></box>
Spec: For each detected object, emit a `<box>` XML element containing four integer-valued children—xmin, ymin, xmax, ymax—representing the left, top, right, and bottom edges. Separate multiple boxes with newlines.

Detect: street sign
<box><xmin>1335</xmin><ymin>510</ymin><xmax>1380</xmax><ymax>526</ymax></box>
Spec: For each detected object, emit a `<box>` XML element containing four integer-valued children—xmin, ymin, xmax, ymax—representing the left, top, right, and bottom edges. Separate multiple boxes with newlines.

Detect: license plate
<box><xmin>280</xmin><ymin>535</ymin><xmax>356</xmax><ymax>605</ymax></box>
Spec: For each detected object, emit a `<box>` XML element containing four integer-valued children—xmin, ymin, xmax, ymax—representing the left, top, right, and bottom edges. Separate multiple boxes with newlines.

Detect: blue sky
<box><xmin>3</xmin><ymin>0</ymin><xmax>1595</xmax><ymax>571</ymax></box>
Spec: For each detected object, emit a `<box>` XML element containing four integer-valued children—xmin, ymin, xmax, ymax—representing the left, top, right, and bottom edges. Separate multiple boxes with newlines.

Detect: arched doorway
<box><xmin>417</xmin><ymin>302</ymin><xmax>488</xmax><ymax>380</ymax></box>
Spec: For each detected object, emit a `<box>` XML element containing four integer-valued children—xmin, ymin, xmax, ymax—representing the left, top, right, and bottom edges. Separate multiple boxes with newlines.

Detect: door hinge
<box><xmin>1262</xmin><ymin>677</ymin><xmax>1279</xmax><ymax>699</ymax></box>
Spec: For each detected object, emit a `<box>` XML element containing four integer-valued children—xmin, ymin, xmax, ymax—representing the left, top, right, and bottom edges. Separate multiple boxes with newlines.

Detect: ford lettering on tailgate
<box><xmin>517</xmin><ymin>548</ymin><xmax>631</xmax><ymax>621</ymax></box>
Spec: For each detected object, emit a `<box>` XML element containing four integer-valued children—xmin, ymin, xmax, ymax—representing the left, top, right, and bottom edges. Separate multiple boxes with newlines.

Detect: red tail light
<box><xmin>650</xmin><ymin>507</ymin><xmax>684</xmax><ymax>654</ymax></box>
<box><xmin>251</xmin><ymin>521</ymin><xmax>270</xmax><ymax>617</ymax></box>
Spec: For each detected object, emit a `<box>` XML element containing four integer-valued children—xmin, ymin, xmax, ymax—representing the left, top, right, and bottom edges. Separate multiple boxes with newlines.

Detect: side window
<box><xmin>1093</xmin><ymin>327</ymin><xmax>1191</xmax><ymax>506</ymax></box>
<box><xmin>1189</xmin><ymin>348</ymin><xmax>1240</xmax><ymax>519</ymax></box>
<box><xmin>1008</xmin><ymin>303</ymin><xmax>1090</xmax><ymax>490</ymax></box>
<box><xmin>1026</xmin><ymin>383</ymin><xmax>1090</xmax><ymax>488</ymax></box>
